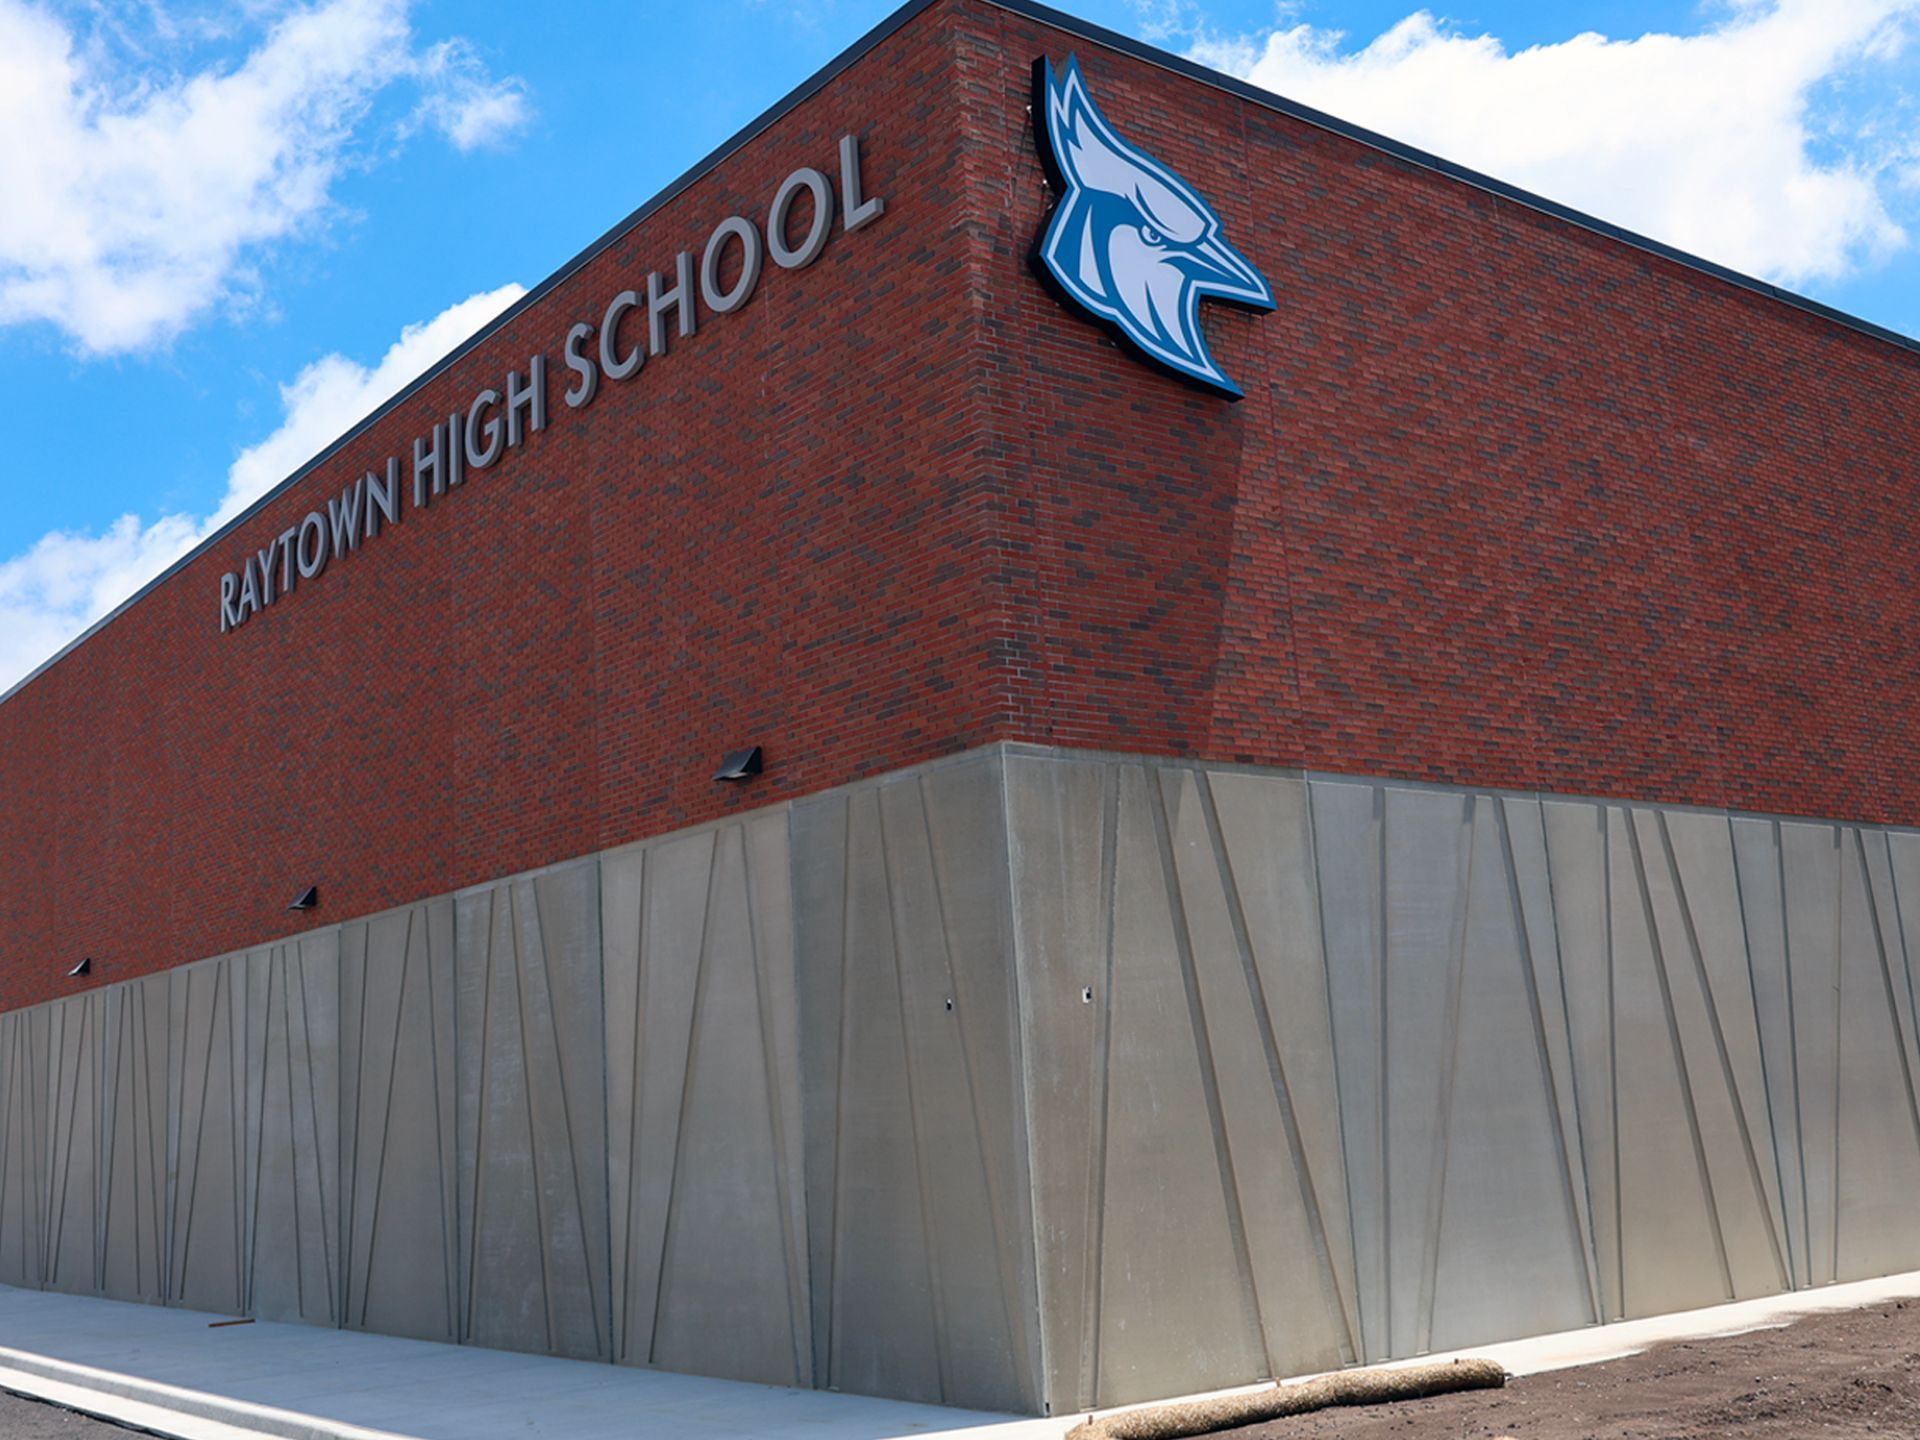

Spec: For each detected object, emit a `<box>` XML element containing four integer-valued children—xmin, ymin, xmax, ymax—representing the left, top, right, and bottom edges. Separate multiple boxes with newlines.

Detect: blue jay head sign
<box><xmin>1031</xmin><ymin>55</ymin><xmax>1274</xmax><ymax>400</ymax></box>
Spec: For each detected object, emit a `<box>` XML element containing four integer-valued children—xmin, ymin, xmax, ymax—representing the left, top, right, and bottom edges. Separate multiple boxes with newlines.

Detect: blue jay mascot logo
<box><xmin>1031</xmin><ymin>56</ymin><xmax>1274</xmax><ymax>399</ymax></box>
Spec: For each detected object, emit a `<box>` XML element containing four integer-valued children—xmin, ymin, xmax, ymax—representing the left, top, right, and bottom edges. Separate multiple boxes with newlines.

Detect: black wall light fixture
<box><xmin>288</xmin><ymin>886</ymin><xmax>319</xmax><ymax>912</ymax></box>
<box><xmin>714</xmin><ymin>746</ymin><xmax>764</xmax><ymax>782</ymax></box>
<box><xmin>67</xmin><ymin>957</ymin><xmax>91</xmax><ymax>978</ymax></box>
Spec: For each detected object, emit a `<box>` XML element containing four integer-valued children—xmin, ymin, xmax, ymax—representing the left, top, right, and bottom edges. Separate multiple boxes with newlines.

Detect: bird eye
<box><xmin>1141</xmin><ymin>225</ymin><xmax>1162</xmax><ymax>245</ymax></box>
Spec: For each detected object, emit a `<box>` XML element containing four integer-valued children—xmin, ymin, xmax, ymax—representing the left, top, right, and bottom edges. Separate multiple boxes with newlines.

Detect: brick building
<box><xmin>1</xmin><ymin>0</ymin><xmax>1917</xmax><ymax>1419</ymax></box>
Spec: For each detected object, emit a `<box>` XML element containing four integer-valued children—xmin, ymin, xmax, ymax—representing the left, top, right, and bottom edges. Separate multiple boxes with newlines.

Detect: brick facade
<box><xmin>3</xmin><ymin>0</ymin><xmax>1916</xmax><ymax>1009</ymax></box>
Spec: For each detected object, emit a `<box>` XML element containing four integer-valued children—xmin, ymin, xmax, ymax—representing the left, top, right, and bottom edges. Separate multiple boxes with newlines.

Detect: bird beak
<box><xmin>1189</xmin><ymin>234</ymin><xmax>1273</xmax><ymax>308</ymax></box>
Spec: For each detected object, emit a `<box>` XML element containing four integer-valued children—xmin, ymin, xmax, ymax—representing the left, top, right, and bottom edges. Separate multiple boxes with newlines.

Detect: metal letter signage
<box><xmin>215</xmin><ymin>135</ymin><xmax>886</xmax><ymax>635</ymax></box>
<box><xmin>1031</xmin><ymin>56</ymin><xmax>1273</xmax><ymax>400</ymax></box>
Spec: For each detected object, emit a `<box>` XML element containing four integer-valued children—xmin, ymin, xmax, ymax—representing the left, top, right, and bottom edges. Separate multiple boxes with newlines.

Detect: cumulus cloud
<box><xmin>214</xmin><ymin>283</ymin><xmax>526</xmax><ymax>526</ymax></box>
<box><xmin>1189</xmin><ymin>0</ymin><xmax>1920</xmax><ymax>286</ymax></box>
<box><xmin>0</xmin><ymin>282</ymin><xmax>525</xmax><ymax>693</ymax></box>
<box><xmin>0</xmin><ymin>0</ymin><xmax>530</xmax><ymax>355</ymax></box>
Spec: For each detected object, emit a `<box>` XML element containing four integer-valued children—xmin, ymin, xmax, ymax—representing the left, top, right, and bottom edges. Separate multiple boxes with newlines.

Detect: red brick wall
<box><xmin>0</xmin><ymin>5</ymin><xmax>1008</xmax><ymax>1010</ymax></box>
<box><xmin>967</xmin><ymin>3</ymin><xmax>1920</xmax><ymax>816</ymax></box>
<box><xmin>3</xmin><ymin>0</ymin><xmax>1917</xmax><ymax>1008</ymax></box>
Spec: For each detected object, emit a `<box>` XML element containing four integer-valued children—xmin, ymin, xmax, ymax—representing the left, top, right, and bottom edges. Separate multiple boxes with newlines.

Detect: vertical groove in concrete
<box><xmin>1728</xmin><ymin>812</ymin><xmax>1797</xmax><ymax>1291</ymax></box>
<box><xmin>1829</xmin><ymin>827</ymin><xmax>1845</xmax><ymax>1287</ymax></box>
<box><xmin>1079</xmin><ymin>762</ymin><xmax>1117</xmax><ymax>1410</ymax></box>
<box><xmin>1415</xmin><ymin>794</ymin><xmax>1473</xmax><ymax>1358</ymax></box>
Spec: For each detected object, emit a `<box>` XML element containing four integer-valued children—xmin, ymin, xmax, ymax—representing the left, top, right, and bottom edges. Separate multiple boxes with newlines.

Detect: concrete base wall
<box><xmin>1006</xmin><ymin>752</ymin><xmax>1920</xmax><ymax>1411</ymax></box>
<box><xmin>3</xmin><ymin>744</ymin><xmax>1919</xmax><ymax>1416</ymax></box>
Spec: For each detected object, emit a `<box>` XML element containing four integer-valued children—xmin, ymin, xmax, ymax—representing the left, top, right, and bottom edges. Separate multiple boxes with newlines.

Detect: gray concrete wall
<box><xmin>1004</xmin><ymin>752</ymin><xmax>1920</xmax><ymax>1411</ymax></box>
<box><xmin>0</xmin><ymin>751</ymin><xmax>1039</xmax><ymax>1414</ymax></box>
<box><xmin>3</xmin><ymin>745</ymin><xmax>1920</xmax><ymax>1417</ymax></box>
<box><xmin>788</xmin><ymin>759</ymin><xmax>1038</xmax><ymax>1413</ymax></box>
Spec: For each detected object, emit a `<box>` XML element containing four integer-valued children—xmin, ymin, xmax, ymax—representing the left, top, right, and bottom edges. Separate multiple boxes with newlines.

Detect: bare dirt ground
<box><xmin>1227</xmin><ymin>1299</ymin><xmax>1920</xmax><ymax>1440</ymax></box>
<box><xmin>0</xmin><ymin>1393</ymin><xmax>136</xmax><ymax>1438</ymax></box>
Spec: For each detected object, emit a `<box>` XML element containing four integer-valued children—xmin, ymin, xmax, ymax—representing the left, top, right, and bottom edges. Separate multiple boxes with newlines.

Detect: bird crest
<box><xmin>1031</xmin><ymin>55</ymin><xmax>1274</xmax><ymax>399</ymax></box>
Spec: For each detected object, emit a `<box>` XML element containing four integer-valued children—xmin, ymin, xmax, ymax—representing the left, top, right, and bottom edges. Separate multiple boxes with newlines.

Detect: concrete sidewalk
<box><xmin>5</xmin><ymin>1272</ymin><xmax>1920</xmax><ymax>1440</ymax></box>
<box><xmin>0</xmin><ymin>1285</ymin><xmax>1067</xmax><ymax>1440</ymax></box>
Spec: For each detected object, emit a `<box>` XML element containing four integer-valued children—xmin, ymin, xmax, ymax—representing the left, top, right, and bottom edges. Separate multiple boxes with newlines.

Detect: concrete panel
<box><xmin>742</xmin><ymin>809</ymin><xmax>812</xmax><ymax>1381</ymax></box>
<box><xmin>1089</xmin><ymin>763</ymin><xmax>1263</xmax><ymax>1403</ymax></box>
<box><xmin>1861</xmin><ymin>833</ymin><xmax>1920</xmax><ymax>1117</ymax></box>
<box><xmin>600</xmin><ymin>839</ymin><xmax>648</xmax><ymax>1368</ymax></box>
<box><xmin>814</xmin><ymin>786</ymin><xmax>944</xmax><ymax>1404</ymax></box>
<box><xmin>1376</xmin><ymin>786</ymin><xmax>1473</xmax><ymax>1359</ymax></box>
<box><xmin>1105</xmin><ymin>768</ymin><xmax>1282</xmax><ymax>1413</ymax></box>
<box><xmin>869</xmin><ymin>770</ymin><xmax>1028</xmax><ymax>1411</ymax></box>
<box><xmin>1884</xmin><ymin>832</ymin><xmax>1920</xmax><ymax>1074</ymax></box>
<box><xmin>238</xmin><ymin>935</ymin><xmax>340</xmax><ymax>1326</ymax></box>
<box><xmin>918</xmin><ymin>759</ymin><xmax>1038</xmax><ymax>1410</ymax></box>
<box><xmin>1308</xmin><ymin>779</ymin><xmax>1388</xmax><ymax>1361</ymax></box>
<box><xmin>1833</xmin><ymin>829</ymin><xmax>1920</xmax><ymax>1281</ymax></box>
<box><xmin>605</xmin><ymin>827</ymin><xmax>711</xmax><ymax>1370</ymax></box>
<box><xmin>604</xmin><ymin>812</ymin><xmax>816</xmax><ymax>1394</ymax></box>
<box><xmin>1209</xmin><ymin>768</ymin><xmax>1359</xmax><ymax>1364</ymax></box>
<box><xmin>43</xmin><ymin>996</ymin><xmax>97</xmax><ymax>1297</ymax></box>
<box><xmin>341</xmin><ymin>900</ymin><xmax>458</xmax><ymax>1342</ymax></box>
<box><xmin>1157</xmin><ymin>767</ymin><xmax>1348</xmax><ymax>1377</ymax></box>
<box><xmin>1501</xmin><ymin>796</ymin><xmax>1602</xmax><ymax>1325</ymax></box>
<box><xmin>1316</xmin><ymin>781</ymin><xmax>1553</xmax><ymax>1360</ymax></box>
<box><xmin>1731</xmin><ymin>815</ymin><xmax>1807</xmax><ymax>1288</ymax></box>
<box><xmin>168</xmin><ymin>958</ymin><xmax>245</xmax><ymax>1314</ymax></box>
<box><xmin>0</xmin><ymin>1008</ymin><xmax>51</xmax><ymax>1290</ymax></box>
<box><xmin>783</xmin><ymin>753</ymin><xmax>1036</xmax><ymax>1412</ymax></box>
<box><xmin>455</xmin><ymin>860</ymin><xmax>608</xmax><ymax>1362</ymax></box>
<box><xmin>1428</xmin><ymin>800</ymin><xmax>1592</xmax><ymax>1350</ymax></box>
<box><xmin>1609</xmin><ymin>806</ymin><xmax>1730</xmax><ymax>1318</ymax></box>
<box><xmin>1001</xmin><ymin>751</ymin><xmax>1113</xmax><ymax>1414</ymax></box>
<box><xmin>99</xmin><ymin>974</ymin><xmax>168</xmax><ymax>1305</ymax></box>
<box><xmin>1634</xmin><ymin>808</ymin><xmax>1788</xmax><ymax>1300</ymax></box>
<box><xmin>649</xmin><ymin>824</ymin><xmax>803</xmax><ymax>1387</ymax></box>
<box><xmin>1780</xmin><ymin>822</ymin><xmax>1842</xmax><ymax>1287</ymax></box>
<box><xmin>790</xmin><ymin>793</ymin><xmax>850</xmax><ymax>1393</ymax></box>
<box><xmin>1540</xmin><ymin>799</ymin><xmax>1620</xmax><ymax>1321</ymax></box>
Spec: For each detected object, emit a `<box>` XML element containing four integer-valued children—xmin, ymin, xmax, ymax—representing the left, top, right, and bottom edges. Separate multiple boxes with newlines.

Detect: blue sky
<box><xmin>1</xmin><ymin>0</ymin><xmax>1916</xmax><ymax>689</ymax></box>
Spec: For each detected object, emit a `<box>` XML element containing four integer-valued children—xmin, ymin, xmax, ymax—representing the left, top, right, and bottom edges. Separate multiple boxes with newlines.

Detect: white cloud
<box><xmin>1190</xmin><ymin>0</ymin><xmax>1920</xmax><ymax>286</ymax></box>
<box><xmin>410</xmin><ymin>38</ymin><xmax>532</xmax><ymax>152</ymax></box>
<box><xmin>0</xmin><ymin>0</ymin><xmax>530</xmax><ymax>355</ymax></box>
<box><xmin>214</xmin><ymin>282</ymin><xmax>526</xmax><ymax>526</ymax></box>
<box><xmin>1130</xmin><ymin>0</ymin><xmax>1208</xmax><ymax>44</ymax></box>
<box><xmin>0</xmin><ymin>282</ymin><xmax>525</xmax><ymax>693</ymax></box>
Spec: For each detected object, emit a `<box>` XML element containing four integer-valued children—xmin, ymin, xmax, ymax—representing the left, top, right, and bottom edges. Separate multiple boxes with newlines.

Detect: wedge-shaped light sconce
<box><xmin>714</xmin><ymin>746</ymin><xmax>764</xmax><ymax>782</ymax></box>
<box><xmin>288</xmin><ymin>885</ymin><xmax>319</xmax><ymax>912</ymax></box>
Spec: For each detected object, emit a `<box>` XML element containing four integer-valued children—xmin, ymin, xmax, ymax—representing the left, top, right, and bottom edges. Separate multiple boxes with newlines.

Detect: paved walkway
<box><xmin>0</xmin><ymin>1286</ymin><xmax>1064</xmax><ymax>1440</ymax></box>
<box><xmin>4</xmin><ymin>1272</ymin><xmax>1920</xmax><ymax>1440</ymax></box>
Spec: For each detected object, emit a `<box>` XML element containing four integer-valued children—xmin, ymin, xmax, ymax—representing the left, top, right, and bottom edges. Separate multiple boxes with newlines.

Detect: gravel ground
<box><xmin>1223</xmin><ymin>1298</ymin><xmax>1920</xmax><ymax>1439</ymax></box>
<box><xmin>0</xmin><ymin>1393</ymin><xmax>137</xmax><ymax>1438</ymax></box>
